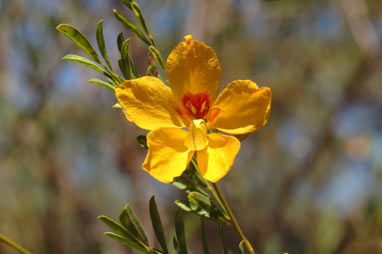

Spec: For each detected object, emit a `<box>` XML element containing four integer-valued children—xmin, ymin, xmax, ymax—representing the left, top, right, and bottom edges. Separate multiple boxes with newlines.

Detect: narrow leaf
<box><xmin>173</xmin><ymin>237</ymin><xmax>180</xmax><ymax>253</ymax></box>
<box><xmin>175</xmin><ymin>209</ymin><xmax>187</xmax><ymax>254</ymax></box>
<box><xmin>113</xmin><ymin>9</ymin><xmax>150</xmax><ymax>45</ymax></box>
<box><xmin>172</xmin><ymin>176</ymin><xmax>208</xmax><ymax>196</ymax></box>
<box><xmin>119</xmin><ymin>209</ymin><xmax>139</xmax><ymax>238</ymax></box>
<box><xmin>57</xmin><ymin>24</ymin><xmax>101</xmax><ymax>63</ymax></box>
<box><xmin>128</xmin><ymin>53</ymin><xmax>140</xmax><ymax>78</ymax></box>
<box><xmin>176</xmin><ymin>199</ymin><xmax>206</xmax><ymax>216</ymax></box>
<box><xmin>200</xmin><ymin>218</ymin><xmax>209</xmax><ymax>254</ymax></box>
<box><xmin>174</xmin><ymin>200</ymin><xmax>192</xmax><ymax>212</ymax></box>
<box><xmin>118</xmin><ymin>59</ymin><xmax>125</xmax><ymax>78</ymax></box>
<box><xmin>117</xmin><ymin>32</ymin><xmax>125</xmax><ymax>53</ymax></box>
<box><xmin>131</xmin><ymin>2</ymin><xmax>150</xmax><ymax>35</ymax></box>
<box><xmin>239</xmin><ymin>241</ymin><xmax>245</xmax><ymax>254</ymax></box>
<box><xmin>96</xmin><ymin>20</ymin><xmax>113</xmax><ymax>71</ymax></box>
<box><xmin>122</xmin><ymin>0</ymin><xmax>132</xmax><ymax>10</ymax></box>
<box><xmin>120</xmin><ymin>39</ymin><xmax>132</xmax><ymax>79</ymax></box>
<box><xmin>148</xmin><ymin>46</ymin><xmax>165</xmax><ymax>69</ymax></box>
<box><xmin>88</xmin><ymin>78</ymin><xmax>115</xmax><ymax>92</ymax></box>
<box><xmin>175</xmin><ymin>200</ymin><xmax>228</xmax><ymax>224</ymax></box>
<box><xmin>219</xmin><ymin>224</ymin><xmax>229</xmax><ymax>254</ymax></box>
<box><xmin>120</xmin><ymin>205</ymin><xmax>149</xmax><ymax>245</ymax></box>
<box><xmin>62</xmin><ymin>54</ymin><xmax>107</xmax><ymax>76</ymax></box>
<box><xmin>126</xmin><ymin>205</ymin><xmax>148</xmax><ymax>244</ymax></box>
<box><xmin>149</xmin><ymin>196</ymin><xmax>168</xmax><ymax>253</ymax></box>
<box><xmin>188</xmin><ymin>192</ymin><xmax>211</xmax><ymax>207</ymax></box>
<box><xmin>98</xmin><ymin>215</ymin><xmax>143</xmax><ymax>247</ymax></box>
<box><xmin>104</xmin><ymin>232</ymin><xmax>149</xmax><ymax>253</ymax></box>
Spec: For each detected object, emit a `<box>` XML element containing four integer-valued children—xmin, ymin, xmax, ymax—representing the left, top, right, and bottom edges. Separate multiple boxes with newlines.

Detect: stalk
<box><xmin>190</xmin><ymin>159</ymin><xmax>230</xmax><ymax>219</ymax></box>
<box><xmin>0</xmin><ymin>233</ymin><xmax>31</xmax><ymax>254</ymax></box>
<box><xmin>213</xmin><ymin>183</ymin><xmax>255</xmax><ymax>254</ymax></box>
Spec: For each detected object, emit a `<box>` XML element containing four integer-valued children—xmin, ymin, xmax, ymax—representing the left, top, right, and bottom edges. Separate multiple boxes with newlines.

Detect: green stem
<box><xmin>190</xmin><ymin>159</ymin><xmax>229</xmax><ymax>220</ymax></box>
<box><xmin>100</xmin><ymin>62</ymin><xmax>123</xmax><ymax>84</ymax></box>
<box><xmin>0</xmin><ymin>233</ymin><xmax>31</xmax><ymax>254</ymax></box>
<box><xmin>212</xmin><ymin>183</ymin><xmax>255</xmax><ymax>254</ymax></box>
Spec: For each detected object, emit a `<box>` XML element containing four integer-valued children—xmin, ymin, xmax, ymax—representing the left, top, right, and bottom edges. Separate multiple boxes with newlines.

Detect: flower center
<box><xmin>181</xmin><ymin>92</ymin><xmax>210</xmax><ymax>120</ymax></box>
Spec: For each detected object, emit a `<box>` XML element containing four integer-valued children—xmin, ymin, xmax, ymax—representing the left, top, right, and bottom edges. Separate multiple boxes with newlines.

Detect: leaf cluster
<box><xmin>56</xmin><ymin>0</ymin><xmax>165</xmax><ymax>92</ymax></box>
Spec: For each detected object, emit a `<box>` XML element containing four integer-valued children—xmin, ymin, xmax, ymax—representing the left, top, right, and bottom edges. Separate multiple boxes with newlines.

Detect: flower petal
<box><xmin>208</xmin><ymin>80</ymin><xmax>271</xmax><ymax>135</ymax></box>
<box><xmin>115</xmin><ymin>76</ymin><xmax>186</xmax><ymax>130</ymax></box>
<box><xmin>184</xmin><ymin>120</ymin><xmax>208</xmax><ymax>151</ymax></box>
<box><xmin>166</xmin><ymin>37</ymin><xmax>221</xmax><ymax>106</ymax></box>
<box><xmin>197</xmin><ymin>133</ymin><xmax>240</xmax><ymax>182</ymax></box>
<box><xmin>143</xmin><ymin>127</ymin><xmax>194</xmax><ymax>183</ymax></box>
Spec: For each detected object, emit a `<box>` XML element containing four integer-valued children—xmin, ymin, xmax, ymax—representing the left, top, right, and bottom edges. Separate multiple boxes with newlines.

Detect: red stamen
<box><xmin>181</xmin><ymin>92</ymin><xmax>210</xmax><ymax>119</ymax></box>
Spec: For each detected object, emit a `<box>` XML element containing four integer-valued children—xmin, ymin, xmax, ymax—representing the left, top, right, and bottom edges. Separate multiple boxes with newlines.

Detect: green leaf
<box><xmin>96</xmin><ymin>20</ymin><xmax>113</xmax><ymax>71</ymax></box>
<box><xmin>173</xmin><ymin>237</ymin><xmax>180</xmax><ymax>253</ymax></box>
<box><xmin>148</xmin><ymin>46</ymin><xmax>165</xmax><ymax>69</ymax></box>
<box><xmin>118</xmin><ymin>59</ymin><xmax>124</xmax><ymax>78</ymax></box>
<box><xmin>219</xmin><ymin>224</ymin><xmax>229</xmax><ymax>254</ymax></box>
<box><xmin>98</xmin><ymin>215</ymin><xmax>146</xmax><ymax>249</ymax></box>
<box><xmin>119</xmin><ymin>208</ymin><xmax>139</xmax><ymax>238</ymax></box>
<box><xmin>107</xmin><ymin>77</ymin><xmax>121</xmax><ymax>86</ymax></box>
<box><xmin>88</xmin><ymin>78</ymin><xmax>115</xmax><ymax>92</ymax></box>
<box><xmin>57</xmin><ymin>24</ymin><xmax>101</xmax><ymax>63</ymax></box>
<box><xmin>120</xmin><ymin>39</ymin><xmax>132</xmax><ymax>79</ymax></box>
<box><xmin>175</xmin><ymin>199</ymin><xmax>228</xmax><ymax>224</ymax></box>
<box><xmin>200</xmin><ymin>218</ymin><xmax>209</xmax><ymax>254</ymax></box>
<box><xmin>128</xmin><ymin>53</ymin><xmax>140</xmax><ymax>78</ymax></box>
<box><xmin>62</xmin><ymin>54</ymin><xmax>108</xmax><ymax>76</ymax></box>
<box><xmin>149</xmin><ymin>196</ymin><xmax>168</xmax><ymax>254</ymax></box>
<box><xmin>137</xmin><ymin>135</ymin><xmax>148</xmax><ymax>149</ymax></box>
<box><xmin>104</xmin><ymin>232</ymin><xmax>149</xmax><ymax>253</ymax></box>
<box><xmin>239</xmin><ymin>241</ymin><xmax>245</xmax><ymax>254</ymax></box>
<box><xmin>172</xmin><ymin>176</ymin><xmax>209</xmax><ymax>196</ymax></box>
<box><xmin>175</xmin><ymin>209</ymin><xmax>187</xmax><ymax>254</ymax></box>
<box><xmin>177</xmin><ymin>200</ymin><xmax>202</xmax><ymax>214</ymax></box>
<box><xmin>113</xmin><ymin>9</ymin><xmax>150</xmax><ymax>45</ymax></box>
<box><xmin>120</xmin><ymin>205</ymin><xmax>149</xmax><ymax>245</ymax></box>
<box><xmin>99</xmin><ymin>216</ymin><xmax>127</xmax><ymax>235</ymax></box>
<box><xmin>122</xmin><ymin>0</ymin><xmax>133</xmax><ymax>10</ymax></box>
<box><xmin>131</xmin><ymin>2</ymin><xmax>150</xmax><ymax>36</ymax></box>
<box><xmin>117</xmin><ymin>32</ymin><xmax>125</xmax><ymax>53</ymax></box>
<box><xmin>174</xmin><ymin>200</ymin><xmax>193</xmax><ymax>212</ymax></box>
<box><xmin>184</xmin><ymin>160</ymin><xmax>207</xmax><ymax>187</ymax></box>
<box><xmin>188</xmin><ymin>192</ymin><xmax>211</xmax><ymax>207</ymax></box>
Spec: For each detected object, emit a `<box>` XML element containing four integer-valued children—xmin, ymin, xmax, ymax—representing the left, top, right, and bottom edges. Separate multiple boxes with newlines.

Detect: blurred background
<box><xmin>0</xmin><ymin>0</ymin><xmax>381</xmax><ymax>253</ymax></box>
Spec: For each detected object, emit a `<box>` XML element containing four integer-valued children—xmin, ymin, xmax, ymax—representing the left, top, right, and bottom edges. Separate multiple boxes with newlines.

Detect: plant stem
<box><xmin>212</xmin><ymin>183</ymin><xmax>255</xmax><ymax>254</ymax></box>
<box><xmin>190</xmin><ymin>159</ymin><xmax>230</xmax><ymax>220</ymax></box>
<box><xmin>100</xmin><ymin>62</ymin><xmax>123</xmax><ymax>84</ymax></box>
<box><xmin>0</xmin><ymin>233</ymin><xmax>31</xmax><ymax>254</ymax></box>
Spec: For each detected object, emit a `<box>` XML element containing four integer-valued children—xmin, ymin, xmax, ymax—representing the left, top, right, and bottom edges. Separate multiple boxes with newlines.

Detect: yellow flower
<box><xmin>115</xmin><ymin>35</ymin><xmax>271</xmax><ymax>183</ymax></box>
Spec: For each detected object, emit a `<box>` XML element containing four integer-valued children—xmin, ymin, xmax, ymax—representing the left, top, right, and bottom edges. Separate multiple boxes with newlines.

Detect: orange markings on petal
<box><xmin>208</xmin><ymin>109</ymin><xmax>220</xmax><ymax>124</ymax></box>
<box><xmin>181</xmin><ymin>92</ymin><xmax>210</xmax><ymax>120</ymax></box>
<box><xmin>174</xmin><ymin>106</ymin><xmax>192</xmax><ymax>123</ymax></box>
